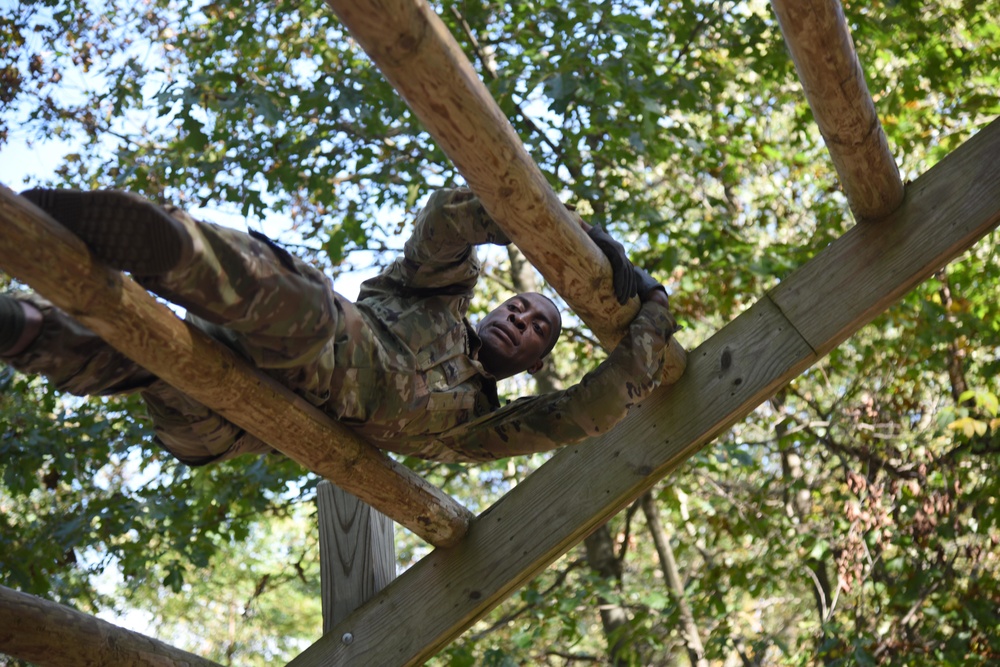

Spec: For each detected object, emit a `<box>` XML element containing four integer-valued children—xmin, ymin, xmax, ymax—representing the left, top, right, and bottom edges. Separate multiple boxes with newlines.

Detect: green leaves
<box><xmin>2</xmin><ymin>0</ymin><xmax>999</xmax><ymax>663</ymax></box>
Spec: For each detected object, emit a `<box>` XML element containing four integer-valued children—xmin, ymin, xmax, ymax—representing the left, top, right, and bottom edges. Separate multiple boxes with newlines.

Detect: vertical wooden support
<box><xmin>317</xmin><ymin>480</ymin><xmax>396</xmax><ymax>634</ymax></box>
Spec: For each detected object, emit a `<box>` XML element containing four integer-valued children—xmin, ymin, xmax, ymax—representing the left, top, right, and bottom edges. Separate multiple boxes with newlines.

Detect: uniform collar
<box><xmin>465</xmin><ymin>317</ymin><xmax>483</xmax><ymax>357</ymax></box>
<box><xmin>464</xmin><ymin>318</ymin><xmax>501</xmax><ymax>410</ymax></box>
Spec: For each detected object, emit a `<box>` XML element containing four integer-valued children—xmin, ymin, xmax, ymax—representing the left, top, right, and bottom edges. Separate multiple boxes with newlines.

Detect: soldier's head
<box><xmin>477</xmin><ymin>292</ymin><xmax>562</xmax><ymax>380</ymax></box>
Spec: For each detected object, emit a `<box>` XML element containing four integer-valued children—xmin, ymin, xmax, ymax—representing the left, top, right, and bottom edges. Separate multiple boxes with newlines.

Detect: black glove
<box><xmin>587</xmin><ymin>225</ymin><xmax>637</xmax><ymax>305</ymax></box>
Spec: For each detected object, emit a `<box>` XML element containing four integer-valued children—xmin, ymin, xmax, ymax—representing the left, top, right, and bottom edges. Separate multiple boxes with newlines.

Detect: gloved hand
<box><xmin>586</xmin><ymin>225</ymin><xmax>638</xmax><ymax>305</ymax></box>
<box><xmin>634</xmin><ymin>266</ymin><xmax>679</xmax><ymax>335</ymax></box>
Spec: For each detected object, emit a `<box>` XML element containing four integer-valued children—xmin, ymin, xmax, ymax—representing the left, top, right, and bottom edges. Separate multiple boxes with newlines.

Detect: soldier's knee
<box><xmin>141</xmin><ymin>381</ymin><xmax>243</xmax><ymax>462</ymax></box>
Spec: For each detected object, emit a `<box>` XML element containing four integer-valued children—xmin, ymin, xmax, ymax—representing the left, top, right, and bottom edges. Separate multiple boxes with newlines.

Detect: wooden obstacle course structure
<box><xmin>770</xmin><ymin>0</ymin><xmax>904</xmax><ymax>221</ymax></box>
<box><xmin>291</xmin><ymin>116</ymin><xmax>1000</xmax><ymax>665</ymax></box>
<box><xmin>0</xmin><ymin>0</ymin><xmax>997</xmax><ymax>664</ymax></box>
<box><xmin>317</xmin><ymin>481</ymin><xmax>396</xmax><ymax>633</ymax></box>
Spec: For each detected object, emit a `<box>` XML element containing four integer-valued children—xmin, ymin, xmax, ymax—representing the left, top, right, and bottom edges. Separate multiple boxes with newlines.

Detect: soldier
<box><xmin>1</xmin><ymin>187</ymin><xmax>676</xmax><ymax>464</ymax></box>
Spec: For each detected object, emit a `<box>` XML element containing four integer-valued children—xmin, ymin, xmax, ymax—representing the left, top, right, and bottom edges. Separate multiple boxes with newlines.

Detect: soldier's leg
<box><xmin>0</xmin><ymin>293</ymin><xmax>41</xmax><ymax>358</ymax></box>
<box><xmin>141</xmin><ymin>380</ymin><xmax>273</xmax><ymax>465</ymax></box>
<box><xmin>145</xmin><ymin>210</ymin><xmax>337</xmax><ymax>370</ymax></box>
<box><xmin>0</xmin><ymin>293</ymin><xmax>156</xmax><ymax>395</ymax></box>
<box><xmin>20</xmin><ymin>189</ymin><xmax>337</xmax><ymax>370</ymax></box>
<box><xmin>0</xmin><ymin>293</ymin><xmax>268</xmax><ymax>465</ymax></box>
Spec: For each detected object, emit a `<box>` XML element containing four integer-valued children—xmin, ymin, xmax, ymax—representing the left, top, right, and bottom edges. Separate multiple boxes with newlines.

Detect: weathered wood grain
<box><xmin>288</xmin><ymin>117</ymin><xmax>1000</xmax><ymax>666</ymax></box>
<box><xmin>770</xmin><ymin>118</ymin><xmax>1000</xmax><ymax>354</ymax></box>
<box><xmin>0</xmin><ymin>186</ymin><xmax>473</xmax><ymax>548</ymax></box>
<box><xmin>771</xmin><ymin>0</ymin><xmax>904</xmax><ymax>221</ymax></box>
<box><xmin>323</xmin><ymin>0</ymin><xmax>687</xmax><ymax>383</ymax></box>
<box><xmin>0</xmin><ymin>585</ymin><xmax>221</xmax><ymax>667</ymax></box>
<box><xmin>318</xmin><ymin>481</ymin><xmax>396</xmax><ymax>633</ymax></box>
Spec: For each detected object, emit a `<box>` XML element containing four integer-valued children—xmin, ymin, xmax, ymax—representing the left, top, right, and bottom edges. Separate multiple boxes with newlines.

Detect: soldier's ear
<box><xmin>527</xmin><ymin>359</ymin><xmax>544</xmax><ymax>375</ymax></box>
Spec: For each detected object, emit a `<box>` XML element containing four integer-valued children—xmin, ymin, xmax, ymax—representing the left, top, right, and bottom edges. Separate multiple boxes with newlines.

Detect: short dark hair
<box><xmin>539</xmin><ymin>295</ymin><xmax>563</xmax><ymax>359</ymax></box>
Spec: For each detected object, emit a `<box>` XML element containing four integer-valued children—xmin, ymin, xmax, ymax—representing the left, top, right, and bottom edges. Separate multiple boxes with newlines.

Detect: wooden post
<box><xmin>0</xmin><ymin>585</ymin><xmax>223</xmax><ymax>667</ymax></box>
<box><xmin>317</xmin><ymin>481</ymin><xmax>396</xmax><ymax>634</ymax></box>
<box><xmin>770</xmin><ymin>0</ymin><xmax>905</xmax><ymax>221</ymax></box>
<box><xmin>322</xmin><ymin>0</ymin><xmax>686</xmax><ymax>384</ymax></box>
<box><xmin>0</xmin><ymin>186</ymin><xmax>473</xmax><ymax>548</ymax></box>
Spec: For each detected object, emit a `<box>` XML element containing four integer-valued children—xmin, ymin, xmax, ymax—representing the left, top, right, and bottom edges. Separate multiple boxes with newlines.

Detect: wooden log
<box><xmin>0</xmin><ymin>585</ymin><xmax>221</xmax><ymax>667</ymax></box>
<box><xmin>0</xmin><ymin>186</ymin><xmax>473</xmax><ymax>548</ymax></box>
<box><xmin>287</xmin><ymin>119</ymin><xmax>1000</xmax><ymax>666</ymax></box>
<box><xmin>770</xmin><ymin>0</ymin><xmax>904</xmax><ymax>221</ymax></box>
<box><xmin>317</xmin><ymin>481</ymin><xmax>396</xmax><ymax>634</ymax></box>
<box><xmin>323</xmin><ymin>0</ymin><xmax>686</xmax><ymax>383</ymax></box>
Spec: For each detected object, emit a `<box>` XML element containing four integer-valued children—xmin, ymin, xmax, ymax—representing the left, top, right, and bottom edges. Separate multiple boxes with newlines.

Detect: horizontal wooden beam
<box><xmin>289</xmin><ymin>119</ymin><xmax>1000</xmax><ymax>665</ymax></box>
<box><xmin>0</xmin><ymin>186</ymin><xmax>473</xmax><ymax>548</ymax></box>
<box><xmin>324</xmin><ymin>0</ymin><xmax>686</xmax><ymax>383</ymax></box>
<box><xmin>768</xmin><ymin>121</ymin><xmax>1000</xmax><ymax>352</ymax></box>
<box><xmin>0</xmin><ymin>585</ymin><xmax>222</xmax><ymax>667</ymax></box>
<box><xmin>770</xmin><ymin>0</ymin><xmax>904</xmax><ymax>221</ymax></box>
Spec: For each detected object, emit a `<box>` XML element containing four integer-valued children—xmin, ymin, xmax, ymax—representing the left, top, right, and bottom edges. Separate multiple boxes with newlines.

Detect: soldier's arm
<box><xmin>386</xmin><ymin>188</ymin><xmax>511</xmax><ymax>292</ymax></box>
<box><xmin>439</xmin><ymin>299</ymin><xmax>676</xmax><ymax>461</ymax></box>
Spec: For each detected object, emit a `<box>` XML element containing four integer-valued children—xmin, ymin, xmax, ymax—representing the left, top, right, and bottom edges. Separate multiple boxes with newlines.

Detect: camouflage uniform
<box><xmin>3</xmin><ymin>188</ymin><xmax>673</xmax><ymax>464</ymax></box>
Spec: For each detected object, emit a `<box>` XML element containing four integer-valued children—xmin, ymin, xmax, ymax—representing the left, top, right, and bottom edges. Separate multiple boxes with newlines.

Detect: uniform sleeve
<box><xmin>381</xmin><ymin>187</ymin><xmax>511</xmax><ymax>293</ymax></box>
<box><xmin>438</xmin><ymin>301</ymin><xmax>676</xmax><ymax>461</ymax></box>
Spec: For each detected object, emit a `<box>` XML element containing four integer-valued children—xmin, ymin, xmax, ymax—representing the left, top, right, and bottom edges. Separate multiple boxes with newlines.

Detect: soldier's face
<box><xmin>477</xmin><ymin>293</ymin><xmax>561</xmax><ymax>380</ymax></box>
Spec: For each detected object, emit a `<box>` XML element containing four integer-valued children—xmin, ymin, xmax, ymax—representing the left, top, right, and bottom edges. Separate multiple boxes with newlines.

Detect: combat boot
<box><xmin>19</xmin><ymin>189</ymin><xmax>194</xmax><ymax>277</ymax></box>
<box><xmin>0</xmin><ymin>294</ymin><xmax>26</xmax><ymax>355</ymax></box>
<box><xmin>0</xmin><ymin>295</ymin><xmax>42</xmax><ymax>357</ymax></box>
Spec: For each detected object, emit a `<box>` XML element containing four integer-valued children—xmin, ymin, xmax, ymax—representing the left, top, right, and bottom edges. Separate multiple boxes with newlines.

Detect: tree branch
<box><xmin>641</xmin><ymin>491</ymin><xmax>708</xmax><ymax>667</ymax></box>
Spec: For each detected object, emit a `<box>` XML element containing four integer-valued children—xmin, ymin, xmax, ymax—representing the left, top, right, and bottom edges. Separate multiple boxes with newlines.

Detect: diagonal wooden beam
<box><xmin>0</xmin><ymin>584</ymin><xmax>223</xmax><ymax>667</ymax></box>
<box><xmin>770</xmin><ymin>0</ymin><xmax>904</xmax><ymax>222</ymax></box>
<box><xmin>0</xmin><ymin>186</ymin><xmax>473</xmax><ymax>548</ymax></box>
<box><xmin>288</xmin><ymin>118</ymin><xmax>1000</xmax><ymax>666</ymax></box>
<box><xmin>324</xmin><ymin>0</ymin><xmax>687</xmax><ymax>383</ymax></box>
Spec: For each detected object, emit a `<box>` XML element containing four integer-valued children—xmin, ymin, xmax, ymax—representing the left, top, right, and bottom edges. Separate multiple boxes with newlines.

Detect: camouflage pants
<box><xmin>4</xmin><ymin>208</ymin><xmax>369</xmax><ymax>465</ymax></box>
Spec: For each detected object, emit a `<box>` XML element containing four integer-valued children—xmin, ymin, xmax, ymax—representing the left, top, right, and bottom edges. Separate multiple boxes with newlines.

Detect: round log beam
<box><xmin>770</xmin><ymin>0</ymin><xmax>905</xmax><ymax>222</ymax></box>
<box><xmin>0</xmin><ymin>186</ymin><xmax>473</xmax><ymax>548</ymax></box>
<box><xmin>0</xmin><ymin>585</ymin><xmax>221</xmax><ymax>667</ymax></box>
<box><xmin>325</xmin><ymin>0</ymin><xmax>686</xmax><ymax>382</ymax></box>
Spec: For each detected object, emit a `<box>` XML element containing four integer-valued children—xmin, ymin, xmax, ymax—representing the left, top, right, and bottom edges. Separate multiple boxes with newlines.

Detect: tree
<box><xmin>1</xmin><ymin>0</ymin><xmax>999</xmax><ymax>664</ymax></box>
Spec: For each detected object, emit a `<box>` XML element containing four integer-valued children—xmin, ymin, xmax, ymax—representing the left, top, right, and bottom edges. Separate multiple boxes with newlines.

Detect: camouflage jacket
<box><xmin>5</xmin><ymin>188</ymin><xmax>672</xmax><ymax>465</ymax></box>
<box><xmin>339</xmin><ymin>188</ymin><xmax>673</xmax><ymax>463</ymax></box>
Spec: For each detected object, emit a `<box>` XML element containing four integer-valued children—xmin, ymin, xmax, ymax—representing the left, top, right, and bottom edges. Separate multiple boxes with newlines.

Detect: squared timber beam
<box><xmin>288</xmin><ymin>118</ymin><xmax>1000</xmax><ymax>666</ymax></box>
<box><xmin>0</xmin><ymin>187</ymin><xmax>473</xmax><ymax>548</ymax></box>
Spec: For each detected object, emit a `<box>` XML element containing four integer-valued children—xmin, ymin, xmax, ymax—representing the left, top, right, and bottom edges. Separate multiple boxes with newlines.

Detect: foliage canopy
<box><xmin>1</xmin><ymin>0</ymin><xmax>998</xmax><ymax>664</ymax></box>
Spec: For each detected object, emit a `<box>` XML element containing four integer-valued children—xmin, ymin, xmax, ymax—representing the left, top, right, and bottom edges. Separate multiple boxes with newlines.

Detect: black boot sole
<box><xmin>20</xmin><ymin>189</ymin><xmax>189</xmax><ymax>276</ymax></box>
<box><xmin>0</xmin><ymin>295</ymin><xmax>26</xmax><ymax>355</ymax></box>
